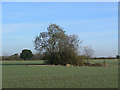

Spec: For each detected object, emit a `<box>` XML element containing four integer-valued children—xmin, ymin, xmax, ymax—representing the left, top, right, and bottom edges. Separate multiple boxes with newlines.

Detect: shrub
<box><xmin>2</xmin><ymin>54</ymin><xmax>21</xmax><ymax>61</ymax></box>
<box><xmin>20</xmin><ymin>49</ymin><xmax>33</xmax><ymax>60</ymax></box>
<box><xmin>43</xmin><ymin>50</ymin><xmax>86</xmax><ymax>66</ymax></box>
<box><xmin>77</xmin><ymin>55</ymin><xmax>86</xmax><ymax>66</ymax></box>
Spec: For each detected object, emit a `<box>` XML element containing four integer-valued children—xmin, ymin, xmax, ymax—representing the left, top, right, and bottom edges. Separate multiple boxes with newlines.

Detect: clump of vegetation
<box><xmin>2</xmin><ymin>54</ymin><xmax>21</xmax><ymax>61</ymax></box>
<box><xmin>34</xmin><ymin>24</ymin><xmax>85</xmax><ymax>66</ymax></box>
<box><xmin>20</xmin><ymin>49</ymin><xmax>33</xmax><ymax>60</ymax></box>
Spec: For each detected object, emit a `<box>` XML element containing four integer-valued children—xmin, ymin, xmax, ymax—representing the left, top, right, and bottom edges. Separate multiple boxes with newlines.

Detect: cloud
<box><xmin>3</xmin><ymin>35</ymin><xmax>25</xmax><ymax>39</ymax></box>
<box><xmin>2</xmin><ymin>23</ymin><xmax>45</xmax><ymax>33</ymax></box>
<box><xmin>77</xmin><ymin>30</ymin><xmax>117</xmax><ymax>38</ymax></box>
<box><xmin>2</xmin><ymin>16</ymin><xmax>117</xmax><ymax>33</ymax></box>
<box><xmin>2</xmin><ymin>17</ymin><xmax>117</xmax><ymax>39</ymax></box>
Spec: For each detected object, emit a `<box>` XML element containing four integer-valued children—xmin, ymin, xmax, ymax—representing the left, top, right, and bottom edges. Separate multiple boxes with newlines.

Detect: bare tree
<box><xmin>84</xmin><ymin>46</ymin><xmax>94</xmax><ymax>63</ymax></box>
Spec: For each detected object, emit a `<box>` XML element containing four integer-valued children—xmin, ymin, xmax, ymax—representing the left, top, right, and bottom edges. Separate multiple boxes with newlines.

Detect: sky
<box><xmin>2</xmin><ymin>2</ymin><xmax>118</xmax><ymax>57</ymax></box>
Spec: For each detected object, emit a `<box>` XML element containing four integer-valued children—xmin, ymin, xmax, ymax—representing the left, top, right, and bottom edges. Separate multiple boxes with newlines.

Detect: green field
<box><xmin>2</xmin><ymin>59</ymin><xmax>118</xmax><ymax>88</ymax></box>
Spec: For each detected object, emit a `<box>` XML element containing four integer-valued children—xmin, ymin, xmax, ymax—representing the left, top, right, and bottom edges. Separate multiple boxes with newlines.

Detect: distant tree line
<box><xmin>2</xmin><ymin>53</ymin><xmax>118</xmax><ymax>61</ymax></box>
<box><xmin>92</xmin><ymin>56</ymin><xmax>118</xmax><ymax>59</ymax></box>
<box><xmin>2</xmin><ymin>49</ymin><xmax>45</xmax><ymax>61</ymax></box>
<box><xmin>2</xmin><ymin>54</ymin><xmax>20</xmax><ymax>60</ymax></box>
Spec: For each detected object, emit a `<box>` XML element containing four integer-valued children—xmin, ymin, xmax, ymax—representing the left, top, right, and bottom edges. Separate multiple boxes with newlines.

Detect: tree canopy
<box><xmin>34</xmin><ymin>24</ymin><xmax>85</xmax><ymax>66</ymax></box>
<box><xmin>20</xmin><ymin>49</ymin><xmax>33</xmax><ymax>60</ymax></box>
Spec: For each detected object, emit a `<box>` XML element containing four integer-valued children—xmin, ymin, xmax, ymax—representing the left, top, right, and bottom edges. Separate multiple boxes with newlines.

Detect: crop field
<box><xmin>2</xmin><ymin>59</ymin><xmax>118</xmax><ymax>88</ymax></box>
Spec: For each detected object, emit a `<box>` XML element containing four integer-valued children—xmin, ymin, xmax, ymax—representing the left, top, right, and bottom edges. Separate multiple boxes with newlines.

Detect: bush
<box><xmin>20</xmin><ymin>49</ymin><xmax>33</xmax><ymax>60</ymax></box>
<box><xmin>43</xmin><ymin>50</ymin><xmax>86</xmax><ymax>66</ymax></box>
<box><xmin>44</xmin><ymin>52</ymin><xmax>62</xmax><ymax>65</ymax></box>
<box><xmin>31</xmin><ymin>53</ymin><xmax>45</xmax><ymax>60</ymax></box>
<box><xmin>2</xmin><ymin>54</ymin><xmax>21</xmax><ymax>61</ymax></box>
<box><xmin>77</xmin><ymin>55</ymin><xmax>86</xmax><ymax>66</ymax></box>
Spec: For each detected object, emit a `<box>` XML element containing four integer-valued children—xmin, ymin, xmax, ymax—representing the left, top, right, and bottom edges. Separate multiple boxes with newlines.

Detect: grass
<box><xmin>2</xmin><ymin>59</ymin><xmax>118</xmax><ymax>88</ymax></box>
